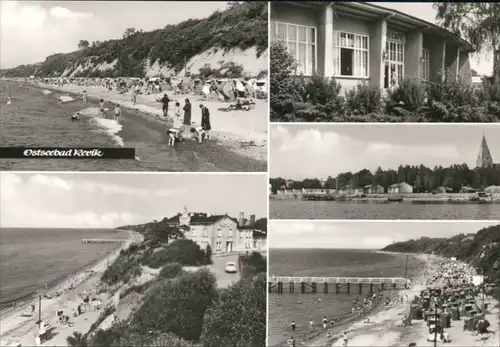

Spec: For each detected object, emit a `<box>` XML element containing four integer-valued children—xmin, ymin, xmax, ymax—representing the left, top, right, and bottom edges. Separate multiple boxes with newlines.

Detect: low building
<box><xmin>253</xmin><ymin>229</ymin><xmax>267</xmax><ymax>252</ymax></box>
<box><xmin>271</xmin><ymin>2</ymin><xmax>474</xmax><ymax>95</ymax></box>
<box><xmin>363</xmin><ymin>184</ymin><xmax>384</xmax><ymax>194</ymax></box>
<box><xmin>166</xmin><ymin>208</ymin><xmax>264</xmax><ymax>254</ymax></box>
<box><xmin>388</xmin><ymin>182</ymin><xmax>413</xmax><ymax>194</ymax></box>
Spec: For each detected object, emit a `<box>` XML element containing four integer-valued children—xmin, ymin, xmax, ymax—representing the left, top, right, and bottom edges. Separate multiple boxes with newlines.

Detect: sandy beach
<box><xmin>303</xmin><ymin>254</ymin><xmax>499</xmax><ymax>347</ymax></box>
<box><xmin>0</xmin><ymin>230</ymin><xmax>142</xmax><ymax>347</ymax></box>
<box><xmin>35</xmin><ymin>82</ymin><xmax>268</xmax><ymax>162</ymax></box>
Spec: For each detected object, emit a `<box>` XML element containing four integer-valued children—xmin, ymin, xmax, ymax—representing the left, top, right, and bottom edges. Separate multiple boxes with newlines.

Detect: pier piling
<box><xmin>324</xmin><ymin>283</ymin><xmax>328</xmax><ymax>293</ymax></box>
<box><xmin>358</xmin><ymin>283</ymin><xmax>363</xmax><ymax>294</ymax></box>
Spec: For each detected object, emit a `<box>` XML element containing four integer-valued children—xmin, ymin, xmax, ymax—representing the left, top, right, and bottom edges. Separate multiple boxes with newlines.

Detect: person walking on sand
<box><xmin>342</xmin><ymin>331</ymin><xmax>348</xmax><ymax>347</ymax></box>
<box><xmin>159</xmin><ymin>93</ymin><xmax>170</xmax><ymax>117</ymax></box>
<box><xmin>131</xmin><ymin>88</ymin><xmax>137</xmax><ymax>105</ymax></box>
<box><xmin>199</xmin><ymin>104</ymin><xmax>211</xmax><ymax>140</ymax></box>
<box><xmin>183</xmin><ymin>98</ymin><xmax>192</xmax><ymax>134</ymax></box>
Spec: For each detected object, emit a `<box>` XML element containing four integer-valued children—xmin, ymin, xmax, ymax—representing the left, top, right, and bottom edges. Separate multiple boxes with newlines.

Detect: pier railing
<box><xmin>81</xmin><ymin>239</ymin><xmax>126</xmax><ymax>244</ymax></box>
<box><xmin>268</xmin><ymin>276</ymin><xmax>409</xmax><ymax>285</ymax></box>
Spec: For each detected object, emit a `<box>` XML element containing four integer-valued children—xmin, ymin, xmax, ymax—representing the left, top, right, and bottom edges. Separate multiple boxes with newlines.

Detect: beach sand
<box><xmin>36</xmin><ymin>83</ymin><xmax>268</xmax><ymax>162</ymax></box>
<box><xmin>0</xmin><ymin>230</ymin><xmax>142</xmax><ymax>347</ymax></box>
<box><xmin>305</xmin><ymin>254</ymin><xmax>500</xmax><ymax>347</ymax></box>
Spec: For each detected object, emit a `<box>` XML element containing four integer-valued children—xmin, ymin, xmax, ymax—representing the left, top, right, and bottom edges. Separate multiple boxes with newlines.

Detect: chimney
<box><xmin>249</xmin><ymin>214</ymin><xmax>256</xmax><ymax>226</ymax></box>
<box><xmin>238</xmin><ymin>212</ymin><xmax>244</xmax><ymax>226</ymax></box>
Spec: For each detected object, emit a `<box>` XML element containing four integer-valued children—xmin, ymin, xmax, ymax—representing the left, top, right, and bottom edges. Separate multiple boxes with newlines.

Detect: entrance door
<box><xmin>384</xmin><ymin>39</ymin><xmax>405</xmax><ymax>88</ymax></box>
<box><xmin>226</xmin><ymin>241</ymin><xmax>232</xmax><ymax>253</ymax></box>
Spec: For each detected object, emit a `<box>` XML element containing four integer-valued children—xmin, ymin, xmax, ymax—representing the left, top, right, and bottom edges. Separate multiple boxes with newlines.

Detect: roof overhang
<box><xmin>279</xmin><ymin>2</ymin><xmax>474</xmax><ymax>52</ymax></box>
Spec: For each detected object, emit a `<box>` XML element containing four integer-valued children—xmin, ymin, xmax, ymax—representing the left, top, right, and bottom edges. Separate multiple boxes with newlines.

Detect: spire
<box><xmin>476</xmin><ymin>135</ymin><xmax>493</xmax><ymax>168</ymax></box>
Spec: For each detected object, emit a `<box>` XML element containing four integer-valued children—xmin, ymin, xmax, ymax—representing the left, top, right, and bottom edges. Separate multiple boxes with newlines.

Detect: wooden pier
<box><xmin>81</xmin><ymin>239</ymin><xmax>125</xmax><ymax>244</ymax></box>
<box><xmin>268</xmin><ymin>276</ymin><xmax>410</xmax><ymax>294</ymax></box>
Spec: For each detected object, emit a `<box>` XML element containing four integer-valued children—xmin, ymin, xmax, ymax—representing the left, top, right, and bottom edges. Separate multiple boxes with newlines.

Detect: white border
<box><xmin>266</xmin><ymin>4</ymin><xmax>271</xmax><ymax>345</ymax></box>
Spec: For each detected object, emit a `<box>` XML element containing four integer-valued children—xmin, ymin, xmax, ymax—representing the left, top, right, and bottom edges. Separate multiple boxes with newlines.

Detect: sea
<box><xmin>269</xmin><ymin>200</ymin><xmax>500</xmax><ymax>220</ymax></box>
<box><xmin>268</xmin><ymin>249</ymin><xmax>426</xmax><ymax>346</ymax></box>
<box><xmin>0</xmin><ymin>227</ymin><xmax>127</xmax><ymax>313</ymax></box>
<box><xmin>0</xmin><ymin>81</ymin><xmax>264</xmax><ymax>171</ymax></box>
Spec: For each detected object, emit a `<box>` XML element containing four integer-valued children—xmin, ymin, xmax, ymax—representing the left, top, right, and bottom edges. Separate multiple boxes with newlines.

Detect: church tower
<box><xmin>476</xmin><ymin>135</ymin><xmax>493</xmax><ymax>168</ymax></box>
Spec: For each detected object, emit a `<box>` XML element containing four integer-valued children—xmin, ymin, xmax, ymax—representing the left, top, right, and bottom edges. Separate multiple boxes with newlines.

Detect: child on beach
<box><xmin>7</xmin><ymin>95</ymin><xmax>12</xmax><ymax>104</ymax></box>
<box><xmin>342</xmin><ymin>331</ymin><xmax>348</xmax><ymax>346</ymax></box>
<box><xmin>291</xmin><ymin>321</ymin><xmax>296</xmax><ymax>331</ymax></box>
<box><xmin>99</xmin><ymin>99</ymin><xmax>105</xmax><ymax>118</ymax></box>
<box><xmin>323</xmin><ymin>317</ymin><xmax>328</xmax><ymax>329</ymax></box>
<box><xmin>113</xmin><ymin>104</ymin><xmax>121</xmax><ymax>121</ymax></box>
<box><xmin>309</xmin><ymin>319</ymin><xmax>314</xmax><ymax>331</ymax></box>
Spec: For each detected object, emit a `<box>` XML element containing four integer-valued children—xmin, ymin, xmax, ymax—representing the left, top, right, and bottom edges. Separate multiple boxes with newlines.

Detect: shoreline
<box><xmin>317</xmin><ymin>254</ymin><xmax>500</xmax><ymax>347</ymax></box>
<box><xmin>298</xmin><ymin>253</ymin><xmax>430</xmax><ymax>347</ymax></box>
<box><xmin>270</xmin><ymin>193</ymin><xmax>500</xmax><ymax>203</ymax></box>
<box><xmin>0</xmin><ymin>229</ymin><xmax>140</xmax><ymax>347</ymax></box>
<box><xmin>34</xmin><ymin>81</ymin><xmax>267</xmax><ymax>163</ymax></box>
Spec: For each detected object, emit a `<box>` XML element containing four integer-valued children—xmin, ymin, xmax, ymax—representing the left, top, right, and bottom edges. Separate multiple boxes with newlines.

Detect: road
<box><xmin>208</xmin><ymin>254</ymin><xmax>241</xmax><ymax>288</ymax></box>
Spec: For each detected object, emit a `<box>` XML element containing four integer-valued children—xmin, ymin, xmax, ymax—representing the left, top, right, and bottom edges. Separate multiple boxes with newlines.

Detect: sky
<box><xmin>374</xmin><ymin>2</ymin><xmax>493</xmax><ymax>76</ymax></box>
<box><xmin>0</xmin><ymin>173</ymin><xmax>267</xmax><ymax>228</ymax></box>
<box><xmin>270</xmin><ymin>221</ymin><xmax>500</xmax><ymax>249</ymax></box>
<box><xmin>0</xmin><ymin>1</ymin><xmax>229</xmax><ymax>69</ymax></box>
<box><xmin>270</xmin><ymin>124</ymin><xmax>500</xmax><ymax>180</ymax></box>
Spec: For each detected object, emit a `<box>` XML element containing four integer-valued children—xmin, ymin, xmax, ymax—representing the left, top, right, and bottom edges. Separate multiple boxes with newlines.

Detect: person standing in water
<box><xmin>82</xmin><ymin>90</ymin><xmax>87</xmax><ymax>105</ymax></box>
<box><xmin>199</xmin><ymin>104</ymin><xmax>211</xmax><ymax>140</ymax></box>
<box><xmin>173</xmin><ymin>102</ymin><xmax>182</xmax><ymax>129</ymax></box>
<box><xmin>183</xmin><ymin>98</ymin><xmax>192</xmax><ymax>135</ymax></box>
<box><xmin>131</xmin><ymin>87</ymin><xmax>137</xmax><ymax>105</ymax></box>
<box><xmin>113</xmin><ymin>104</ymin><xmax>121</xmax><ymax>122</ymax></box>
<box><xmin>99</xmin><ymin>99</ymin><xmax>105</xmax><ymax>118</ymax></box>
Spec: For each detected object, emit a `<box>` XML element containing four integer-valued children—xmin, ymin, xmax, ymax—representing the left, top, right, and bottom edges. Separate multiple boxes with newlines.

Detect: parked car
<box><xmin>225</xmin><ymin>261</ymin><xmax>238</xmax><ymax>274</ymax></box>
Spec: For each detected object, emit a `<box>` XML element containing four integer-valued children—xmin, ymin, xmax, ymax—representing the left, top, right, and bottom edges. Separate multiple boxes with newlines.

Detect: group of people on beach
<box><xmin>158</xmin><ymin>93</ymin><xmax>212</xmax><ymax>147</ymax></box>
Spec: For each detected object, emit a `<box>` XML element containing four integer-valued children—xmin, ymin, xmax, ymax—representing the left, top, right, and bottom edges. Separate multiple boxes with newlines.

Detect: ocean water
<box><xmin>0</xmin><ymin>228</ymin><xmax>126</xmax><ymax>312</ymax></box>
<box><xmin>268</xmin><ymin>249</ymin><xmax>425</xmax><ymax>346</ymax></box>
<box><xmin>269</xmin><ymin>200</ymin><xmax>500</xmax><ymax>220</ymax></box>
<box><xmin>0</xmin><ymin>81</ymin><xmax>264</xmax><ymax>171</ymax></box>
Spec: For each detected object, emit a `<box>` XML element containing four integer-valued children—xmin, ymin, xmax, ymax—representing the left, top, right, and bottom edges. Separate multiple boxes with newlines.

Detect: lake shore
<box><xmin>0</xmin><ymin>230</ymin><xmax>142</xmax><ymax>347</ymax></box>
<box><xmin>271</xmin><ymin>193</ymin><xmax>500</xmax><ymax>203</ymax></box>
<box><xmin>34</xmin><ymin>82</ymin><xmax>267</xmax><ymax>163</ymax></box>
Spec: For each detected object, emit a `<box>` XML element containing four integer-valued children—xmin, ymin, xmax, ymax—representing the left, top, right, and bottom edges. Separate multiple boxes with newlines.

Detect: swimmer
<box><xmin>71</xmin><ymin>112</ymin><xmax>80</xmax><ymax>121</ymax></box>
<box><xmin>189</xmin><ymin>122</ymin><xmax>206</xmax><ymax>143</ymax></box>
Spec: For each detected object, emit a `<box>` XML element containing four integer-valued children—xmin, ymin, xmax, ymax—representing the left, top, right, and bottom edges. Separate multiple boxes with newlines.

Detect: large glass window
<box><xmin>384</xmin><ymin>32</ymin><xmax>405</xmax><ymax>88</ymax></box>
<box><xmin>421</xmin><ymin>49</ymin><xmax>430</xmax><ymax>80</ymax></box>
<box><xmin>333</xmin><ymin>31</ymin><xmax>369</xmax><ymax>78</ymax></box>
<box><xmin>271</xmin><ymin>21</ymin><xmax>316</xmax><ymax>75</ymax></box>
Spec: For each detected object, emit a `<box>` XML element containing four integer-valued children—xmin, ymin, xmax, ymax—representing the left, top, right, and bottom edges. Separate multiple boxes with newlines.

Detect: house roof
<box><xmin>279</xmin><ymin>2</ymin><xmax>474</xmax><ymax>52</ymax></box>
<box><xmin>389</xmin><ymin>183</ymin><xmax>400</xmax><ymax>188</ymax></box>
<box><xmin>166</xmin><ymin>213</ymin><xmax>237</xmax><ymax>225</ymax></box>
<box><xmin>253</xmin><ymin>229</ymin><xmax>267</xmax><ymax>238</ymax></box>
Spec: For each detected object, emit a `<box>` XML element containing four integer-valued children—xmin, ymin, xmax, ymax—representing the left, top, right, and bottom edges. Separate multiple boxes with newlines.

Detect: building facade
<box><xmin>388</xmin><ymin>182</ymin><xmax>413</xmax><ymax>194</ymax></box>
<box><xmin>166</xmin><ymin>208</ymin><xmax>265</xmax><ymax>254</ymax></box>
<box><xmin>270</xmin><ymin>2</ymin><xmax>474</xmax><ymax>94</ymax></box>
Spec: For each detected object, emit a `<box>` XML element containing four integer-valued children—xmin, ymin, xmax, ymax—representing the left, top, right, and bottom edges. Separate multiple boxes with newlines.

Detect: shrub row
<box><xmin>270</xmin><ymin>41</ymin><xmax>500</xmax><ymax>122</ymax></box>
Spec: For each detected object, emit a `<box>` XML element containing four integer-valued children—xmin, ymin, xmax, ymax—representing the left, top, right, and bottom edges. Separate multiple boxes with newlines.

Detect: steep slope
<box><xmin>1</xmin><ymin>2</ymin><xmax>268</xmax><ymax>78</ymax></box>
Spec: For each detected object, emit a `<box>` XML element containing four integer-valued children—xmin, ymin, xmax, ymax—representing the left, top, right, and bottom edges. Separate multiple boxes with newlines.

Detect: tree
<box><xmin>204</xmin><ymin>244</ymin><xmax>213</xmax><ymax>265</ymax></box>
<box><xmin>200</xmin><ymin>273</ymin><xmax>266</xmax><ymax>347</ymax></box>
<box><xmin>132</xmin><ymin>268</ymin><xmax>218</xmax><ymax>341</ymax></box>
<box><xmin>67</xmin><ymin>331</ymin><xmax>88</xmax><ymax>347</ymax></box>
<box><xmin>434</xmin><ymin>3</ymin><xmax>500</xmax><ymax>82</ymax></box>
<box><xmin>254</xmin><ymin>218</ymin><xmax>267</xmax><ymax>232</ymax></box>
<box><xmin>123</xmin><ymin>27</ymin><xmax>137</xmax><ymax>39</ymax></box>
<box><xmin>77</xmin><ymin>40</ymin><xmax>90</xmax><ymax>49</ymax></box>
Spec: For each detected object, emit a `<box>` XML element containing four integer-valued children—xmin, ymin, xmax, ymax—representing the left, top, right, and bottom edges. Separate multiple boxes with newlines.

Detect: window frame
<box><xmin>271</xmin><ymin>20</ymin><xmax>317</xmax><ymax>76</ymax></box>
<box><xmin>384</xmin><ymin>31</ymin><xmax>406</xmax><ymax>88</ymax></box>
<box><xmin>333</xmin><ymin>30</ymin><xmax>370</xmax><ymax>78</ymax></box>
<box><xmin>421</xmin><ymin>48</ymin><xmax>430</xmax><ymax>81</ymax></box>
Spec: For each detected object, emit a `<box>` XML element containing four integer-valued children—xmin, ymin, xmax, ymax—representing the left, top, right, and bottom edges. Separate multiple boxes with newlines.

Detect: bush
<box><xmin>345</xmin><ymin>83</ymin><xmax>382</xmax><ymax>115</ymax></box>
<box><xmin>239</xmin><ymin>252</ymin><xmax>267</xmax><ymax>279</ymax></box>
<box><xmin>159</xmin><ymin>262</ymin><xmax>184</xmax><ymax>279</ymax></box>
<box><xmin>131</xmin><ymin>268</ymin><xmax>218</xmax><ymax>341</ymax></box>
<box><xmin>67</xmin><ymin>331</ymin><xmax>88</xmax><ymax>347</ymax></box>
<box><xmin>101</xmin><ymin>252</ymin><xmax>143</xmax><ymax>285</ymax></box>
<box><xmin>200</xmin><ymin>273</ymin><xmax>266</xmax><ymax>347</ymax></box>
<box><xmin>143</xmin><ymin>239</ymin><xmax>206</xmax><ymax>268</ymax></box>
<box><xmin>385</xmin><ymin>78</ymin><xmax>426</xmax><ymax>113</ymax></box>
